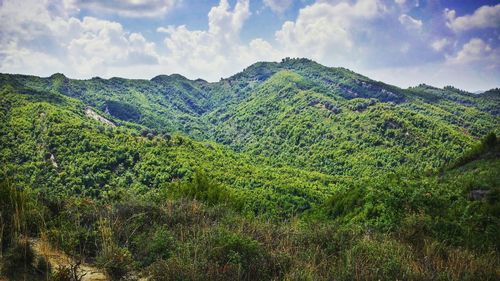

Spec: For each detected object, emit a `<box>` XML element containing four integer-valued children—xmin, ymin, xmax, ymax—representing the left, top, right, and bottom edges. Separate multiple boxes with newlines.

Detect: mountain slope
<box><xmin>1</xmin><ymin>58</ymin><xmax>498</xmax><ymax>178</ymax></box>
<box><xmin>0</xmin><ymin>85</ymin><xmax>342</xmax><ymax>217</ymax></box>
<box><xmin>0</xmin><ymin>72</ymin><xmax>213</xmax><ymax>138</ymax></box>
<box><xmin>207</xmin><ymin>63</ymin><xmax>499</xmax><ymax>175</ymax></box>
<box><xmin>213</xmin><ymin>72</ymin><xmax>455</xmax><ymax>174</ymax></box>
<box><xmin>1</xmin><ymin>59</ymin><xmax>499</xmax><ymax>280</ymax></box>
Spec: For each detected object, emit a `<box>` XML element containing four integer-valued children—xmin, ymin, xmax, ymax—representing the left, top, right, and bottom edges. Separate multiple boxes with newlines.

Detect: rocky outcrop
<box><xmin>85</xmin><ymin>108</ymin><xmax>116</xmax><ymax>127</ymax></box>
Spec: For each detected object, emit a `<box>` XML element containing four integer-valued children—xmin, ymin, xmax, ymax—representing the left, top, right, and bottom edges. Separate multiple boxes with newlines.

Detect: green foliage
<box><xmin>96</xmin><ymin>219</ymin><xmax>132</xmax><ymax>280</ymax></box>
<box><xmin>171</xmin><ymin>171</ymin><xmax>241</xmax><ymax>208</ymax></box>
<box><xmin>323</xmin><ymin>159</ymin><xmax>500</xmax><ymax>251</ymax></box>
<box><xmin>105</xmin><ymin>100</ymin><xmax>141</xmax><ymax>122</ymax></box>
<box><xmin>0</xmin><ymin>179</ymin><xmax>24</xmax><ymax>251</ymax></box>
<box><xmin>1</xmin><ymin>59</ymin><xmax>499</xmax><ymax>280</ymax></box>
<box><xmin>146</xmin><ymin>258</ymin><xmax>195</xmax><ymax>281</ymax></box>
<box><xmin>324</xmin><ymin>184</ymin><xmax>366</xmax><ymax>219</ymax></box>
<box><xmin>132</xmin><ymin>226</ymin><xmax>175</xmax><ymax>267</ymax></box>
<box><xmin>45</xmin><ymin>198</ymin><xmax>100</xmax><ymax>259</ymax></box>
<box><xmin>337</xmin><ymin>236</ymin><xmax>414</xmax><ymax>280</ymax></box>
<box><xmin>208</xmin><ymin>229</ymin><xmax>269</xmax><ymax>280</ymax></box>
<box><xmin>448</xmin><ymin>132</ymin><xmax>499</xmax><ymax>170</ymax></box>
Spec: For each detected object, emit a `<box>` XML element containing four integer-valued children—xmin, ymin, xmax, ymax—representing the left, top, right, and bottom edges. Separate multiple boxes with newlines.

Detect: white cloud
<box><xmin>0</xmin><ymin>0</ymin><xmax>280</xmax><ymax>80</ymax></box>
<box><xmin>67</xmin><ymin>18</ymin><xmax>159</xmax><ymax>74</ymax></box>
<box><xmin>0</xmin><ymin>0</ymin><xmax>160</xmax><ymax>77</ymax></box>
<box><xmin>446</xmin><ymin>38</ymin><xmax>498</xmax><ymax>68</ymax></box>
<box><xmin>207</xmin><ymin>0</ymin><xmax>250</xmax><ymax>39</ymax></box>
<box><xmin>275</xmin><ymin>0</ymin><xmax>385</xmax><ymax>62</ymax></box>
<box><xmin>263</xmin><ymin>0</ymin><xmax>293</xmax><ymax>14</ymax></box>
<box><xmin>0</xmin><ymin>41</ymin><xmax>67</xmax><ymax>75</ymax></box>
<box><xmin>445</xmin><ymin>4</ymin><xmax>500</xmax><ymax>32</ymax></box>
<box><xmin>431</xmin><ymin>38</ymin><xmax>449</xmax><ymax>51</ymax></box>
<box><xmin>156</xmin><ymin>26</ymin><xmax>172</xmax><ymax>33</ymax></box>
<box><xmin>398</xmin><ymin>14</ymin><xmax>422</xmax><ymax>30</ymax></box>
<box><xmin>67</xmin><ymin>0</ymin><xmax>181</xmax><ymax>17</ymax></box>
<box><xmin>157</xmin><ymin>0</ymin><xmax>280</xmax><ymax>80</ymax></box>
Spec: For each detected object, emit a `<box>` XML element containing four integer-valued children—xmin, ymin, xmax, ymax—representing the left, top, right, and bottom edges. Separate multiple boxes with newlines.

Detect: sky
<box><xmin>0</xmin><ymin>0</ymin><xmax>499</xmax><ymax>91</ymax></box>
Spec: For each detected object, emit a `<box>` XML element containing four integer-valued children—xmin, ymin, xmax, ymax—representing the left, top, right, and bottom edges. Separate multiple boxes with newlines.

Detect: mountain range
<box><xmin>0</xmin><ymin>58</ymin><xmax>499</xmax><ymax>280</ymax></box>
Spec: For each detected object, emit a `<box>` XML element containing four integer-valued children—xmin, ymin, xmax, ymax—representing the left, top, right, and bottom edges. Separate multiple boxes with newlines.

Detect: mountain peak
<box><xmin>480</xmin><ymin>88</ymin><xmax>500</xmax><ymax>99</ymax></box>
<box><xmin>49</xmin><ymin>73</ymin><xmax>66</xmax><ymax>80</ymax></box>
<box><xmin>151</xmin><ymin>73</ymin><xmax>189</xmax><ymax>83</ymax></box>
<box><xmin>279</xmin><ymin>57</ymin><xmax>316</xmax><ymax>66</ymax></box>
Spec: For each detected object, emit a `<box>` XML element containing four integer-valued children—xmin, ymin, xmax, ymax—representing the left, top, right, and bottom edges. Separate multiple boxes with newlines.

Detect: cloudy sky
<box><xmin>0</xmin><ymin>0</ymin><xmax>499</xmax><ymax>91</ymax></box>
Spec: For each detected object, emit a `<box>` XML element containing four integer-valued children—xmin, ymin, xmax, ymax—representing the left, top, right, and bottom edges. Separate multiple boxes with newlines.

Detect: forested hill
<box><xmin>1</xmin><ymin>58</ymin><xmax>498</xmax><ymax>177</ymax></box>
<box><xmin>1</xmin><ymin>58</ymin><xmax>500</xmax><ymax>280</ymax></box>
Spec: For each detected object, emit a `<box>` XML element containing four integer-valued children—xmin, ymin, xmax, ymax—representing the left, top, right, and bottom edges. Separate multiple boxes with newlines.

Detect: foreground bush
<box><xmin>1</xmin><ymin>185</ymin><xmax>498</xmax><ymax>281</ymax></box>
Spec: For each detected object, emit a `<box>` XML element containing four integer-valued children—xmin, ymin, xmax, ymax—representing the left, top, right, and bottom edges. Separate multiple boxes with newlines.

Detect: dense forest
<box><xmin>0</xmin><ymin>58</ymin><xmax>499</xmax><ymax>280</ymax></box>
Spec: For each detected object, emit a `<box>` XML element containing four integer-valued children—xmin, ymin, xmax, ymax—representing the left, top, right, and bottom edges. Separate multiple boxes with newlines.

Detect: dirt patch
<box><xmin>30</xmin><ymin>239</ymin><xmax>108</xmax><ymax>281</ymax></box>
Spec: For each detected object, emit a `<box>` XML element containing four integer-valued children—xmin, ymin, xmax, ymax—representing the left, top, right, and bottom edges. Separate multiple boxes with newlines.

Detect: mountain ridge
<box><xmin>2</xmin><ymin>58</ymin><xmax>497</xmax><ymax>94</ymax></box>
<box><xmin>1</xmin><ymin>59</ymin><xmax>498</xmax><ymax>172</ymax></box>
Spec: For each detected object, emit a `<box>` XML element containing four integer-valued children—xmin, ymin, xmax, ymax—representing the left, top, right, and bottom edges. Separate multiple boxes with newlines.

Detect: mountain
<box><xmin>1</xmin><ymin>59</ymin><xmax>499</xmax><ymax>280</ymax></box>
<box><xmin>1</xmin><ymin>58</ymin><xmax>498</xmax><ymax>177</ymax></box>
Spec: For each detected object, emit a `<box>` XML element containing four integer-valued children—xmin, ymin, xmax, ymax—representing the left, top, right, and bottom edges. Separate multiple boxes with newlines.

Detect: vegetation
<box><xmin>0</xmin><ymin>58</ymin><xmax>499</xmax><ymax>280</ymax></box>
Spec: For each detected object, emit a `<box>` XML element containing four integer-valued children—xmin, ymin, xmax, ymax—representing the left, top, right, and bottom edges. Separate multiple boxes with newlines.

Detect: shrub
<box><xmin>172</xmin><ymin>171</ymin><xmax>241</xmax><ymax>208</ymax></box>
<box><xmin>0</xmin><ymin>179</ymin><xmax>28</xmax><ymax>251</ymax></box>
<box><xmin>146</xmin><ymin>258</ymin><xmax>195</xmax><ymax>281</ymax></box>
<box><xmin>106</xmin><ymin>100</ymin><xmax>141</xmax><ymax>122</ymax></box>
<box><xmin>97</xmin><ymin>245</ymin><xmax>132</xmax><ymax>280</ymax></box>
<box><xmin>295</xmin><ymin>223</ymin><xmax>362</xmax><ymax>257</ymax></box>
<box><xmin>96</xmin><ymin>219</ymin><xmax>132</xmax><ymax>280</ymax></box>
<box><xmin>132</xmin><ymin>226</ymin><xmax>175</xmax><ymax>267</ymax></box>
<box><xmin>50</xmin><ymin>265</ymin><xmax>74</xmax><ymax>281</ymax></box>
<box><xmin>336</xmin><ymin>236</ymin><xmax>414</xmax><ymax>280</ymax></box>
<box><xmin>44</xmin><ymin>198</ymin><xmax>101</xmax><ymax>260</ymax></box>
<box><xmin>483</xmin><ymin>132</ymin><xmax>497</xmax><ymax>148</ymax></box>
<box><xmin>208</xmin><ymin>230</ymin><xmax>270</xmax><ymax>280</ymax></box>
<box><xmin>398</xmin><ymin>212</ymin><xmax>433</xmax><ymax>248</ymax></box>
<box><xmin>324</xmin><ymin>184</ymin><xmax>365</xmax><ymax>219</ymax></box>
<box><xmin>448</xmin><ymin>132</ymin><xmax>499</xmax><ymax>169</ymax></box>
<box><xmin>419</xmin><ymin>240</ymin><xmax>500</xmax><ymax>280</ymax></box>
<box><xmin>1</xmin><ymin>239</ymin><xmax>35</xmax><ymax>277</ymax></box>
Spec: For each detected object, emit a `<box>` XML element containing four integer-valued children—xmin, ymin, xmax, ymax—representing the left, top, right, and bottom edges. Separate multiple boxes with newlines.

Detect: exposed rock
<box><xmin>50</xmin><ymin>154</ymin><xmax>58</xmax><ymax>168</ymax></box>
<box><xmin>85</xmin><ymin>108</ymin><xmax>116</xmax><ymax>127</ymax></box>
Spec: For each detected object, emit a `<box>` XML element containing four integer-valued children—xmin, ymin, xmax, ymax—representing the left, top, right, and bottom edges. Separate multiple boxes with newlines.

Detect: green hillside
<box><xmin>0</xmin><ymin>86</ymin><xmax>341</xmax><ymax>217</ymax></box>
<box><xmin>0</xmin><ymin>59</ymin><xmax>499</xmax><ymax>280</ymax></box>
<box><xmin>2</xmin><ymin>58</ymin><xmax>498</xmax><ymax>178</ymax></box>
<box><xmin>209</xmin><ymin>70</ymin><xmax>497</xmax><ymax>175</ymax></box>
